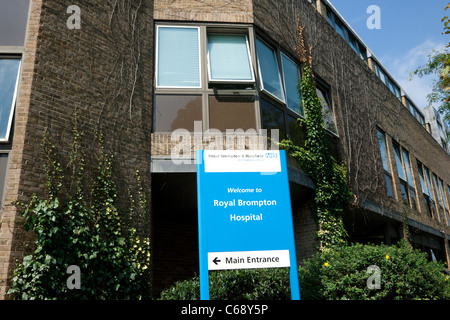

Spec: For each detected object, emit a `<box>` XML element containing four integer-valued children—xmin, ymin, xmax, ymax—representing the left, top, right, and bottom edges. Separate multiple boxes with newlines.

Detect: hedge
<box><xmin>160</xmin><ymin>241</ymin><xmax>450</xmax><ymax>300</ymax></box>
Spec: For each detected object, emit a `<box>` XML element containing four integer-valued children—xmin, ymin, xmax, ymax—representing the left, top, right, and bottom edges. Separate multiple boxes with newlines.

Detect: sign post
<box><xmin>196</xmin><ymin>150</ymin><xmax>300</xmax><ymax>300</ymax></box>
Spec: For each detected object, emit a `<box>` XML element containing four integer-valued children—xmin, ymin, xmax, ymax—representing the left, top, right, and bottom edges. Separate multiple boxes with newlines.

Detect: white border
<box><xmin>0</xmin><ymin>59</ymin><xmax>21</xmax><ymax>143</ymax></box>
<box><xmin>280</xmin><ymin>52</ymin><xmax>303</xmax><ymax>117</ymax></box>
<box><xmin>255</xmin><ymin>37</ymin><xmax>286</xmax><ymax>104</ymax></box>
<box><xmin>155</xmin><ymin>25</ymin><xmax>202</xmax><ymax>89</ymax></box>
<box><xmin>206</xmin><ymin>33</ymin><xmax>255</xmax><ymax>83</ymax></box>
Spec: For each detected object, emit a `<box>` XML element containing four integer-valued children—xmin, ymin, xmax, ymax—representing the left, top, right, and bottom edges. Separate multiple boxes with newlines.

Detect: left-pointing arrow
<box><xmin>213</xmin><ymin>257</ymin><xmax>221</xmax><ymax>265</ymax></box>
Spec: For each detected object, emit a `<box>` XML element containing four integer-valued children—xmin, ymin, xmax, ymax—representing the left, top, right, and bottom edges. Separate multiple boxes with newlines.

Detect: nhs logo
<box><xmin>265</xmin><ymin>152</ymin><xmax>278</xmax><ymax>159</ymax></box>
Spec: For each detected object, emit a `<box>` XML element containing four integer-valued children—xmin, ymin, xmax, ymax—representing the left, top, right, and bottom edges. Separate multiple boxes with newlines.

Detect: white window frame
<box><xmin>155</xmin><ymin>25</ymin><xmax>202</xmax><ymax>89</ymax></box>
<box><xmin>255</xmin><ymin>37</ymin><xmax>286</xmax><ymax>104</ymax></box>
<box><xmin>0</xmin><ymin>58</ymin><xmax>21</xmax><ymax>143</ymax></box>
<box><xmin>280</xmin><ymin>52</ymin><xmax>303</xmax><ymax>117</ymax></box>
<box><xmin>206</xmin><ymin>33</ymin><xmax>255</xmax><ymax>84</ymax></box>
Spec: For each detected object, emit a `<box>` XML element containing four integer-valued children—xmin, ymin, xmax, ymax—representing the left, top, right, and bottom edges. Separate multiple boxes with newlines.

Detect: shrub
<box><xmin>299</xmin><ymin>241</ymin><xmax>450</xmax><ymax>300</ymax></box>
<box><xmin>8</xmin><ymin>127</ymin><xmax>151</xmax><ymax>300</ymax></box>
<box><xmin>160</xmin><ymin>241</ymin><xmax>450</xmax><ymax>300</ymax></box>
<box><xmin>159</xmin><ymin>268</ymin><xmax>290</xmax><ymax>300</ymax></box>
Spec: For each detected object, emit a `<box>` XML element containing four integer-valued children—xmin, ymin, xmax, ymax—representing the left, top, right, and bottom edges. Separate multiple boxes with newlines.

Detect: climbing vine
<box><xmin>279</xmin><ymin>24</ymin><xmax>352</xmax><ymax>250</ymax></box>
<box><xmin>8</xmin><ymin>111</ymin><xmax>151</xmax><ymax>300</ymax></box>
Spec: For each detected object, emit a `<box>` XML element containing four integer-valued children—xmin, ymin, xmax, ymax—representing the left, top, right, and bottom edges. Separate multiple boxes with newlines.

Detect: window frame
<box><xmin>392</xmin><ymin>141</ymin><xmax>409</xmax><ymax>206</ymax></box>
<box><xmin>255</xmin><ymin>36</ymin><xmax>286</xmax><ymax>104</ymax></box>
<box><xmin>153</xmin><ymin>23</ymin><xmax>260</xmax><ymax>134</ymax></box>
<box><xmin>406</xmin><ymin>99</ymin><xmax>426</xmax><ymax>126</ymax></box>
<box><xmin>206</xmin><ymin>33</ymin><xmax>255</xmax><ymax>84</ymax></box>
<box><xmin>280</xmin><ymin>52</ymin><xmax>303</xmax><ymax>117</ymax></box>
<box><xmin>254</xmin><ymin>31</ymin><xmax>309</xmax><ymax>145</ymax></box>
<box><xmin>401</xmin><ymin>148</ymin><xmax>417</xmax><ymax>209</ymax></box>
<box><xmin>377</xmin><ymin>129</ymin><xmax>394</xmax><ymax>198</ymax></box>
<box><xmin>417</xmin><ymin>161</ymin><xmax>436</xmax><ymax>219</ymax></box>
<box><xmin>155</xmin><ymin>25</ymin><xmax>202</xmax><ymax>89</ymax></box>
<box><xmin>373</xmin><ymin>61</ymin><xmax>401</xmax><ymax>99</ymax></box>
<box><xmin>438</xmin><ymin>178</ymin><xmax>449</xmax><ymax>226</ymax></box>
<box><xmin>432</xmin><ymin>173</ymin><xmax>445</xmax><ymax>224</ymax></box>
<box><xmin>325</xmin><ymin>5</ymin><xmax>367</xmax><ymax>62</ymax></box>
<box><xmin>0</xmin><ymin>56</ymin><xmax>21</xmax><ymax>143</ymax></box>
<box><xmin>316</xmin><ymin>80</ymin><xmax>338</xmax><ymax>137</ymax></box>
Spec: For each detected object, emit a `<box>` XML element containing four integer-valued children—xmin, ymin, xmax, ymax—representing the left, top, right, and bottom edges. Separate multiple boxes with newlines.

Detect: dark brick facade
<box><xmin>1</xmin><ymin>0</ymin><xmax>449</xmax><ymax>299</ymax></box>
<box><xmin>0</xmin><ymin>0</ymin><xmax>154</xmax><ymax>298</ymax></box>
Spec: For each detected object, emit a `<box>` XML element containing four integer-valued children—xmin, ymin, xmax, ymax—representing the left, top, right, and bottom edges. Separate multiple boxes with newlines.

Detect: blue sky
<box><xmin>328</xmin><ymin>0</ymin><xmax>448</xmax><ymax>110</ymax></box>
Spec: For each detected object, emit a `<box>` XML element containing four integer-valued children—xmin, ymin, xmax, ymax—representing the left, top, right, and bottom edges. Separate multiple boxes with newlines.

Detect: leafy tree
<box><xmin>411</xmin><ymin>3</ymin><xmax>450</xmax><ymax>131</ymax></box>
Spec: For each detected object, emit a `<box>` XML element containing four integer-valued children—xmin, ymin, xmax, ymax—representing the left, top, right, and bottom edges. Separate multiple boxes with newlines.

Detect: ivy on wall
<box><xmin>279</xmin><ymin>24</ymin><xmax>352</xmax><ymax>250</ymax></box>
<box><xmin>8</xmin><ymin>111</ymin><xmax>151</xmax><ymax>300</ymax></box>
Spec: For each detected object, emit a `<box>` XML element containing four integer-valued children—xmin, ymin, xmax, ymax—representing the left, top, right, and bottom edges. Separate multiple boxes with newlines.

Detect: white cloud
<box><xmin>379</xmin><ymin>39</ymin><xmax>446</xmax><ymax>109</ymax></box>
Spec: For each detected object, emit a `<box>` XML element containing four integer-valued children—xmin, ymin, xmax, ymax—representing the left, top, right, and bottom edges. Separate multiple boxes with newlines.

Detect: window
<box><xmin>438</xmin><ymin>178</ymin><xmax>449</xmax><ymax>226</ymax></box>
<box><xmin>316</xmin><ymin>85</ymin><xmax>337</xmax><ymax>135</ymax></box>
<box><xmin>437</xmin><ymin>122</ymin><xmax>444</xmax><ymax>136</ymax></box>
<box><xmin>156</xmin><ymin>26</ymin><xmax>201</xmax><ymax>88</ymax></box>
<box><xmin>0</xmin><ymin>153</ymin><xmax>8</xmax><ymax>209</ymax></box>
<box><xmin>209</xmin><ymin>95</ymin><xmax>256</xmax><ymax>131</ymax></box>
<box><xmin>377</xmin><ymin>129</ymin><xmax>393</xmax><ymax>198</ymax></box>
<box><xmin>326</xmin><ymin>6</ymin><xmax>367</xmax><ymax>61</ymax></box>
<box><xmin>402</xmin><ymin>149</ymin><xmax>416</xmax><ymax>209</ymax></box>
<box><xmin>432</xmin><ymin>174</ymin><xmax>445</xmax><ymax>223</ymax></box>
<box><xmin>255</xmin><ymin>38</ymin><xmax>285</xmax><ymax>102</ymax></box>
<box><xmin>393</xmin><ymin>142</ymin><xmax>409</xmax><ymax>206</ymax></box>
<box><xmin>153</xmin><ymin>24</ymin><xmax>258</xmax><ymax>134</ymax></box>
<box><xmin>153</xmin><ymin>95</ymin><xmax>202</xmax><ymax>132</ymax></box>
<box><xmin>374</xmin><ymin>62</ymin><xmax>401</xmax><ymax>99</ymax></box>
<box><xmin>0</xmin><ymin>0</ymin><xmax>30</xmax><ymax>46</ymax></box>
<box><xmin>0</xmin><ymin>58</ymin><xmax>21</xmax><ymax>142</ymax></box>
<box><xmin>417</xmin><ymin>161</ymin><xmax>435</xmax><ymax>218</ymax></box>
<box><xmin>260</xmin><ymin>98</ymin><xmax>290</xmax><ymax>143</ymax></box>
<box><xmin>393</xmin><ymin>144</ymin><xmax>417</xmax><ymax>209</ymax></box>
<box><xmin>255</xmin><ymin>35</ymin><xmax>305</xmax><ymax>145</ymax></box>
<box><xmin>207</xmin><ymin>34</ymin><xmax>254</xmax><ymax>83</ymax></box>
<box><xmin>281</xmin><ymin>53</ymin><xmax>303</xmax><ymax>115</ymax></box>
<box><xmin>407</xmin><ymin>99</ymin><xmax>425</xmax><ymax>126</ymax></box>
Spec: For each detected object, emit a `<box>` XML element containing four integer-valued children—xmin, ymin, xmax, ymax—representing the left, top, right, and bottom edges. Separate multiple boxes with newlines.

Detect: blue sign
<box><xmin>196</xmin><ymin>150</ymin><xmax>300</xmax><ymax>300</ymax></box>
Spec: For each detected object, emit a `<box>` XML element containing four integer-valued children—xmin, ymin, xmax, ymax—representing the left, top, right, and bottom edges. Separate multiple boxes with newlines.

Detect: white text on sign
<box><xmin>208</xmin><ymin>250</ymin><xmax>290</xmax><ymax>271</ymax></box>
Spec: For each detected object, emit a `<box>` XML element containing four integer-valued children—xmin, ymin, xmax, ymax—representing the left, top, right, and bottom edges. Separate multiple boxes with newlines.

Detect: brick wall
<box><xmin>0</xmin><ymin>0</ymin><xmax>43</xmax><ymax>299</ymax></box>
<box><xmin>252</xmin><ymin>0</ymin><xmax>450</xmax><ymax>237</ymax></box>
<box><xmin>0</xmin><ymin>0</ymin><xmax>154</xmax><ymax>299</ymax></box>
<box><xmin>154</xmin><ymin>0</ymin><xmax>253</xmax><ymax>23</ymax></box>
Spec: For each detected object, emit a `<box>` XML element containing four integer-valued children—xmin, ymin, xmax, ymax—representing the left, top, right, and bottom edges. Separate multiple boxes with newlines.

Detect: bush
<box><xmin>160</xmin><ymin>241</ymin><xmax>450</xmax><ymax>300</ymax></box>
<box><xmin>8</xmin><ymin>128</ymin><xmax>151</xmax><ymax>300</ymax></box>
<box><xmin>159</xmin><ymin>268</ymin><xmax>290</xmax><ymax>300</ymax></box>
<box><xmin>299</xmin><ymin>241</ymin><xmax>450</xmax><ymax>300</ymax></box>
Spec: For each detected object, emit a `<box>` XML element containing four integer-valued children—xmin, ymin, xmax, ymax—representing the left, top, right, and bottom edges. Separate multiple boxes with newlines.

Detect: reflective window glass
<box><xmin>207</xmin><ymin>34</ymin><xmax>253</xmax><ymax>82</ymax></box>
<box><xmin>316</xmin><ymin>87</ymin><xmax>336</xmax><ymax>134</ymax></box>
<box><xmin>154</xmin><ymin>95</ymin><xmax>202</xmax><ymax>132</ymax></box>
<box><xmin>281</xmin><ymin>53</ymin><xmax>303</xmax><ymax>116</ymax></box>
<box><xmin>377</xmin><ymin>130</ymin><xmax>390</xmax><ymax>173</ymax></box>
<box><xmin>255</xmin><ymin>38</ymin><xmax>285</xmax><ymax>102</ymax></box>
<box><xmin>260</xmin><ymin>99</ymin><xmax>286</xmax><ymax>140</ymax></box>
<box><xmin>393</xmin><ymin>143</ymin><xmax>406</xmax><ymax>181</ymax></box>
<box><xmin>0</xmin><ymin>58</ymin><xmax>21</xmax><ymax>141</ymax></box>
<box><xmin>209</xmin><ymin>95</ymin><xmax>256</xmax><ymax>131</ymax></box>
<box><xmin>402</xmin><ymin>149</ymin><xmax>414</xmax><ymax>188</ymax></box>
<box><xmin>156</xmin><ymin>26</ymin><xmax>201</xmax><ymax>88</ymax></box>
<box><xmin>0</xmin><ymin>0</ymin><xmax>30</xmax><ymax>46</ymax></box>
